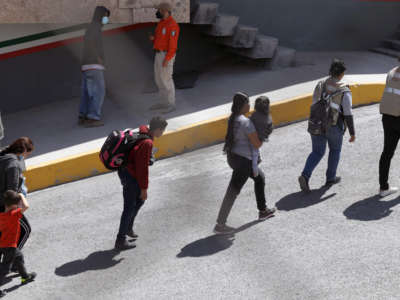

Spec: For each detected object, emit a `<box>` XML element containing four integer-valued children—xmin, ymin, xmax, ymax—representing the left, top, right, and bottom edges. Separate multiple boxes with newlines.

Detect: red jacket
<box><xmin>126</xmin><ymin>126</ymin><xmax>153</xmax><ymax>190</ymax></box>
<box><xmin>153</xmin><ymin>16</ymin><xmax>180</xmax><ymax>62</ymax></box>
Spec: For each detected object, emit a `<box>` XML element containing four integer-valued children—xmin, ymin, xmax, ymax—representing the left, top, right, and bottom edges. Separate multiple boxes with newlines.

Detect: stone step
<box><xmin>191</xmin><ymin>2</ymin><xmax>219</xmax><ymax>25</ymax></box>
<box><xmin>205</xmin><ymin>14</ymin><xmax>240</xmax><ymax>37</ymax></box>
<box><xmin>371</xmin><ymin>47</ymin><xmax>400</xmax><ymax>58</ymax></box>
<box><xmin>230</xmin><ymin>34</ymin><xmax>279</xmax><ymax>59</ymax></box>
<box><xmin>383</xmin><ymin>39</ymin><xmax>400</xmax><ymax>51</ymax></box>
<box><xmin>218</xmin><ymin>24</ymin><xmax>258</xmax><ymax>48</ymax></box>
<box><xmin>264</xmin><ymin>46</ymin><xmax>296</xmax><ymax>70</ymax></box>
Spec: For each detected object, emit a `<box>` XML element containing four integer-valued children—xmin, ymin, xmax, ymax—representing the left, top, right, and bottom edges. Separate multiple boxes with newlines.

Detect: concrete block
<box><xmin>231</xmin><ymin>34</ymin><xmax>278</xmax><ymax>59</ymax></box>
<box><xmin>132</xmin><ymin>0</ymin><xmax>189</xmax><ymax>23</ymax></box>
<box><xmin>371</xmin><ymin>47</ymin><xmax>400</xmax><ymax>58</ymax></box>
<box><xmin>0</xmin><ymin>0</ymin><xmax>189</xmax><ymax>23</ymax></box>
<box><xmin>191</xmin><ymin>2</ymin><xmax>219</xmax><ymax>25</ymax></box>
<box><xmin>218</xmin><ymin>24</ymin><xmax>258</xmax><ymax>48</ymax></box>
<box><xmin>206</xmin><ymin>14</ymin><xmax>239</xmax><ymax>37</ymax></box>
<box><xmin>265</xmin><ymin>46</ymin><xmax>296</xmax><ymax>69</ymax></box>
<box><xmin>383</xmin><ymin>39</ymin><xmax>400</xmax><ymax>51</ymax></box>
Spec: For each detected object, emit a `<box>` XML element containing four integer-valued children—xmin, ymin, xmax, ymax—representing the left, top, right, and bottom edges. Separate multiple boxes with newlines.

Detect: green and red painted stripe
<box><xmin>0</xmin><ymin>22</ymin><xmax>155</xmax><ymax>61</ymax></box>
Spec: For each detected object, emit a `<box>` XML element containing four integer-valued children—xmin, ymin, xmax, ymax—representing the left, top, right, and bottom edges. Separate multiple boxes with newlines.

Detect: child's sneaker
<box><xmin>21</xmin><ymin>272</ymin><xmax>36</xmax><ymax>285</ymax></box>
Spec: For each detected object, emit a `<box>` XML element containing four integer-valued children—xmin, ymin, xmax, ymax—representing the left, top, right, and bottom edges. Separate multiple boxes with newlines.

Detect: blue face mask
<box><xmin>102</xmin><ymin>16</ymin><xmax>109</xmax><ymax>25</ymax></box>
<box><xmin>18</xmin><ymin>155</ymin><xmax>24</xmax><ymax>161</ymax></box>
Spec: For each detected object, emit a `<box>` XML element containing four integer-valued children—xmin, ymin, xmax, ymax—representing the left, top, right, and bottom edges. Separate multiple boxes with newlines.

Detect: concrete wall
<box><xmin>1</xmin><ymin>24</ymin><xmax>224</xmax><ymax>114</ymax></box>
<box><xmin>204</xmin><ymin>0</ymin><xmax>400</xmax><ymax>50</ymax></box>
<box><xmin>0</xmin><ymin>0</ymin><xmax>190</xmax><ymax>23</ymax></box>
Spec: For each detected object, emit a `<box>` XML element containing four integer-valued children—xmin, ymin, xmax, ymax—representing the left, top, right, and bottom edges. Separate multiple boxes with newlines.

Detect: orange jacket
<box><xmin>153</xmin><ymin>16</ymin><xmax>180</xmax><ymax>62</ymax></box>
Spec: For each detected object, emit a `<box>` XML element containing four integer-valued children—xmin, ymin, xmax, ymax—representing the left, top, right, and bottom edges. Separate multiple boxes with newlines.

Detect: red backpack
<box><xmin>99</xmin><ymin>129</ymin><xmax>151</xmax><ymax>171</ymax></box>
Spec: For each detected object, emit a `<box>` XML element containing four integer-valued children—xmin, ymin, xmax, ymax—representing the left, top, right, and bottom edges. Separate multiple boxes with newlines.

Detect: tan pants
<box><xmin>154</xmin><ymin>51</ymin><xmax>176</xmax><ymax>106</ymax></box>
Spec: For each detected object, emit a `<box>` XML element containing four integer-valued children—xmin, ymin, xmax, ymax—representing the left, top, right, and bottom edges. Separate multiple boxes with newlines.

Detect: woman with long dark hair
<box><xmin>214</xmin><ymin>92</ymin><xmax>276</xmax><ymax>235</ymax></box>
<box><xmin>0</xmin><ymin>137</ymin><xmax>34</xmax><ymax>249</ymax></box>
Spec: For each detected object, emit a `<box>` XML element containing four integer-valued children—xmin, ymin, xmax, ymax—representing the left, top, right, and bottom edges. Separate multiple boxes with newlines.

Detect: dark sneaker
<box><xmin>298</xmin><ymin>175</ymin><xmax>310</xmax><ymax>192</ymax></box>
<box><xmin>78</xmin><ymin>116</ymin><xmax>86</xmax><ymax>126</ymax></box>
<box><xmin>0</xmin><ymin>290</ymin><xmax>5</xmax><ymax>298</ymax></box>
<box><xmin>21</xmin><ymin>272</ymin><xmax>37</xmax><ymax>285</ymax></box>
<box><xmin>149</xmin><ymin>103</ymin><xmax>170</xmax><ymax>110</ymax></box>
<box><xmin>84</xmin><ymin>119</ymin><xmax>104</xmax><ymax>128</ymax></box>
<box><xmin>115</xmin><ymin>239</ymin><xmax>136</xmax><ymax>251</ymax></box>
<box><xmin>325</xmin><ymin>176</ymin><xmax>341</xmax><ymax>187</ymax></box>
<box><xmin>259</xmin><ymin>208</ymin><xmax>276</xmax><ymax>220</ymax></box>
<box><xmin>127</xmin><ymin>230</ymin><xmax>139</xmax><ymax>239</ymax></box>
<box><xmin>213</xmin><ymin>224</ymin><xmax>235</xmax><ymax>235</ymax></box>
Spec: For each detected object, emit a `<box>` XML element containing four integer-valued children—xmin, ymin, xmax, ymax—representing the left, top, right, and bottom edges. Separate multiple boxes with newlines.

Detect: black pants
<box><xmin>217</xmin><ymin>152</ymin><xmax>267</xmax><ymax>225</ymax></box>
<box><xmin>379</xmin><ymin>114</ymin><xmax>400</xmax><ymax>190</ymax></box>
<box><xmin>18</xmin><ymin>215</ymin><xmax>31</xmax><ymax>250</ymax></box>
<box><xmin>0</xmin><ymin>248</ymin><xmax>28</xmax><ymax>286</ymax></box>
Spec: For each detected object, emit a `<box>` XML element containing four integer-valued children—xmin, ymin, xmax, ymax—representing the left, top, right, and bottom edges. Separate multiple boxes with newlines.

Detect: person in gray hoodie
<box><xmin>0</xmin><ymin>137</ymin><xmax>34</xmax><ymax>251</ymax></box>
<box><xmin>78</xmin><ymin>6</ymin><xmax>111</xmax><ymax>128</ymax></box>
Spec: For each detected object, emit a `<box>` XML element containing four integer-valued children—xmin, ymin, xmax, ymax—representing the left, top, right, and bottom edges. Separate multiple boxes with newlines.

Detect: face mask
<box><xmin>18</xmin><ymin>155</ymin><xmax>24</xmax><ymax>161</ymax></box>
<box><xmin>102</xmin><ymin>16</ymin><xmax>109</xmax><ymax>25</ymax></box>
<box><xmin>156</xmin><ymin>11</ymin><xmax>163</xmax><ymax>19</ymax></box>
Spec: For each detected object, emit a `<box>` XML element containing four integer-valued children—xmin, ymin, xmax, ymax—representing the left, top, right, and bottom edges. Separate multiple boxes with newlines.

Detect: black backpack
<box><xmin>307</xmin><ymin>82</ymin><xmax>347</xmax><ymax>136</ymax></box>
<box><xmin>99</xmin><ymin>129</ymin><xmax>151</xmax><ymax>171</ymax></box>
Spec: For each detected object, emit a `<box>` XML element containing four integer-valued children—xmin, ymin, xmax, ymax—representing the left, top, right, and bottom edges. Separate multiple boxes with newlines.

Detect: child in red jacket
<box><xmin>0</xmin><ymin>191</ymin><xmax>36</xmax><ymax>297</ymax></box>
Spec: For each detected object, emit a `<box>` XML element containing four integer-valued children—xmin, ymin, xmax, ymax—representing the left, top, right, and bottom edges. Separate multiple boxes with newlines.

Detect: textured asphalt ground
<box><xmin>4</xmin><ymin>103</ymin><xmax>400</xmax><ymax>300</ymax></box>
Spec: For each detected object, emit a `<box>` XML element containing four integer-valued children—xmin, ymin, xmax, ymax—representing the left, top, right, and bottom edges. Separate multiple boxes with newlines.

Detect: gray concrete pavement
<box><xmin>3</xmin><ymin>103</ymin><xmax>400</xmax><ymax>299</ymax></box>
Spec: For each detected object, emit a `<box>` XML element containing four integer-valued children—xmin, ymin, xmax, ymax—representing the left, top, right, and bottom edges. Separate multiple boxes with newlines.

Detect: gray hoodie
<box><xmin>0</xmin><ymin>153</ymin><xmax>23</xmax><ymax>207</ymax></box>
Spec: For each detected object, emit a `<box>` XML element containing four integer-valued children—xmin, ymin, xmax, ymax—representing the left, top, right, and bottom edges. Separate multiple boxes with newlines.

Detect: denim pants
<box><xmin>117</xmin><ymin>168</ymin><xmax>144</xmax><ymax>241</ymax></box>
<box><xmin>302</xmin><ymin>124</ymin><xmax>344</xmax><ymax>182</ymax></box>
<box><xmin>216</xmin><ymin>152</ymin><xmax>267</xmax><ymax>225</ymax></box>
<box><xmin>79</xmin><ymin>69</ymin><xmax>105</xmax><ymax>120</ymax></box>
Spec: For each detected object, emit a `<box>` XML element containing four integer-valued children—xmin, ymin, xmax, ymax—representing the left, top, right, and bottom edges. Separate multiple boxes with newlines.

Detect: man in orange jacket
<box><xmin>149</xmin><ymin>2</ymin><xmax>180</xmax><ymax>114</ymax></box>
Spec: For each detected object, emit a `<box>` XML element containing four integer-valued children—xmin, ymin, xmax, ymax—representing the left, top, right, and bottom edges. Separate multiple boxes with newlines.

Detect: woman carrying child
<box><xmin>214</xmin><ymin>92</ymin><xmax>276</xmax><ymax>235</ymax></box>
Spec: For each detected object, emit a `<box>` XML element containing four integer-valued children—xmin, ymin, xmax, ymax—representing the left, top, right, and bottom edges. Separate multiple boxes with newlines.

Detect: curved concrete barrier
<box><xmin>25</xmin><ymin>82</ymin><xmax>386</xmax><ymax>192</ymax></box>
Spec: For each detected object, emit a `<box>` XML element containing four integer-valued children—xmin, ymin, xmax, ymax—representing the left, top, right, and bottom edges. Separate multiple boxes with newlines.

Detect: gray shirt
<box><xmin>231</xmin><ymin>115</ymin><xmax>257</xmax><ymax>161</ymax></box>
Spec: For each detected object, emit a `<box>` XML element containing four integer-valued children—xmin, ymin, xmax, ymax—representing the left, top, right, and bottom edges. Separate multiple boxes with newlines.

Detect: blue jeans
<box><xmin>79</xmin><ymin>69</ymin><xmax>105</xmax><ymax>120</ymax></box>
<box><xmin>302</xmin><ymin>125</ymin><xmax>344</xmax><ymax>182</ymax></box>
<box><xmin>117</xmin><ymin>169</ymin><xmax>144</xmax><ymax>241</ymax></box>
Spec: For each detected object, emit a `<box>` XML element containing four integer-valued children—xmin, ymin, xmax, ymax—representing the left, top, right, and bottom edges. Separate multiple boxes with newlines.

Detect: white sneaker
<box><xmin>379</xmin><ymin>187</ymin><xmax>399</xmax><ymax>198</ymax></box>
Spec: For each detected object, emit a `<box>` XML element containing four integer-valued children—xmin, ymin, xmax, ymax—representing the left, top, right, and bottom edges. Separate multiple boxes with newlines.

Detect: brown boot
<box><xmin>84</xmin><ymin>119</ymin><xmax>104</xmax><ymax>128</ymax></box>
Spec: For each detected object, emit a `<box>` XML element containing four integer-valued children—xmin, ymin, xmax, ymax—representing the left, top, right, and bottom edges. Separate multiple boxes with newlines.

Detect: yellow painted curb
<box><xmin>25</xmin><ymin>82</ymin><xmax>386</xmax><ymax>192</ymax></box>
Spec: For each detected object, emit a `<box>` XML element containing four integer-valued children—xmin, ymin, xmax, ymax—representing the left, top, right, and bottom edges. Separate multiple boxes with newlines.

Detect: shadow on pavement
<box><xmin>176</xmin><ymin>220</ymin><xmax>263</xmax><ymax>258</ymax></box>
<box><xmin>343</xmin><ymin>195</ymin><xmax>400</xmax><ymax>221</ymax></box>
<box><xmin>275</xmin><ymin>186</ymin><xmax>335</xmax><ymax>211</ymax></box>
<box><xmin>55</xmin><ymin>249</ymin><xmax>123</xmax><ymax>277</ymax></box>
<box><xmin>2</xmin><ymin>274</ymin><xmax>30</xmax><ymax>295</ymax></box>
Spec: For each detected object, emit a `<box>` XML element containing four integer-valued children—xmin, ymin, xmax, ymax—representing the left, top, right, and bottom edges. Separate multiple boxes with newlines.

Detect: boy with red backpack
<box><xmin>114</xmin><ymin>117</ymin><xmax>168</xmax><ymax>250</ymax></box>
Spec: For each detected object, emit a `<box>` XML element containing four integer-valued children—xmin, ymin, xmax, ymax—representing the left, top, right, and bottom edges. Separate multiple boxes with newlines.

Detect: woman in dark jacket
<box><xmin>0</xmin><ymin>137</ymin><xmax>34</xmax><ymax>250</ymax></box>
<box><xmin>214</xmin><ymin>92</ymin><xmax>276</xmax><ymax>235</ymax></box>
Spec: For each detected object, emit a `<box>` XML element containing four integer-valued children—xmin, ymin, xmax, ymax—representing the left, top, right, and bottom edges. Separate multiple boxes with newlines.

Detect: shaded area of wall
<box><xmin>1</xmin><ymin>24</ymin><xmax>225</xmax><ymax>114</ymax></box>
<box><xmin>203</xmin><ymin>0</ymin><xmax>400</xmax><ymax>51</ymax></box>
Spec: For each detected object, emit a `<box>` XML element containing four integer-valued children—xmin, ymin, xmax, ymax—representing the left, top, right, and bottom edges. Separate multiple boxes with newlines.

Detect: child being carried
<box><xmin>250</xmin><ymin>96</ymin><xmax>273</xmax><ymax>177</ymax></box>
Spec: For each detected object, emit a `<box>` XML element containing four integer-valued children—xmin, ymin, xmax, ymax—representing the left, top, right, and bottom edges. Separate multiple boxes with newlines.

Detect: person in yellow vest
<box><xmin>378</xmin><ymin>59</ymin><xmax>400</xmax><ymax>197</ymax></box>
